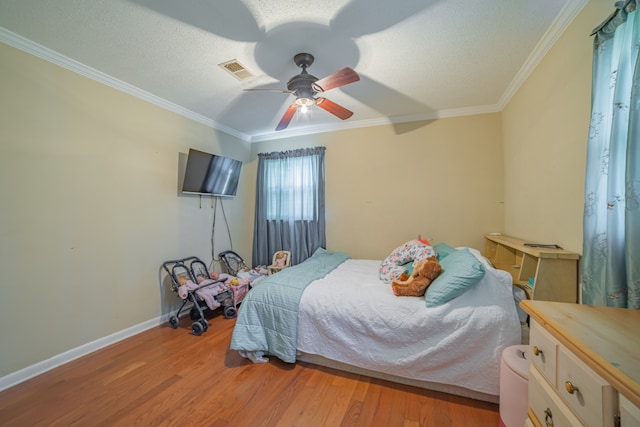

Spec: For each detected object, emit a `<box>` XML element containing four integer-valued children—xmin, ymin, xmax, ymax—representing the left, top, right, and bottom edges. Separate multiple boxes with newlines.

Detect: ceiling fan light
<box><xmin>295</xmin><ymin>97</ymin><xmax>314</xmax><ymax>107</ymax></box>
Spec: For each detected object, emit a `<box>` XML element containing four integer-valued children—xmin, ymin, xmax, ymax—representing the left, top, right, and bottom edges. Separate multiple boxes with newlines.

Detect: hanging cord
<box><xmin>219</xmin><ymin>198</ymin><xmax>233</xmax><ymax>251</ymax></box>
<box><xmin>208</xmin><ymin>197</ymin><xmax>234</xmax><ymax>272</ymax></box>
<box><xmin>210</xmin><ymin>197</ymin><xmax>218</xmax><ymax>267</ymax></box>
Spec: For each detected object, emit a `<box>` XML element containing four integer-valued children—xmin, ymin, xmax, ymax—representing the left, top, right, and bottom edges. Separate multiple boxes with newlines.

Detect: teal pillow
<box><xmin>433</xmin><ymin>242</ymin><xmax>456</xmax><ymax>261</ymax></box>
<box><xmin>425</xmin><ymin>248</ymin><xmax>485</xmax><ymax>307</ymax></box>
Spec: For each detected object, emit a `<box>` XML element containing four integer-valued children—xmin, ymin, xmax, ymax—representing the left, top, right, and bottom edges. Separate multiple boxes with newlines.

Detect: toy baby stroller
<box><xmin>218</xmin><ymin>250</ymin><xmax>249</xmax><ymax>276</ymax></box>
<box><xmin>218</xmin><ymin>250</ymin><xmax>252</xmax><ymax>302</ymax></box>
<box><xmin>162</xmin><ymin>256</ymin><xmax>237</xmax><ymax>336</ymax></box>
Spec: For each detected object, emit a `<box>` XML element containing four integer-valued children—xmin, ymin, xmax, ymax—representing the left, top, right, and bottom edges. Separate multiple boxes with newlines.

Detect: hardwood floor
<box><xmin>0</xmin><ymin>312</ymin><xmax>501</xmax><ymax>426</ymax></box>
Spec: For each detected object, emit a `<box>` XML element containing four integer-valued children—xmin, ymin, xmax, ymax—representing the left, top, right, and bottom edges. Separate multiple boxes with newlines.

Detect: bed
<box><xmin>230</xmin><ymin>245</ymin><xmax>521</xmax><ymax>403</ymax></box>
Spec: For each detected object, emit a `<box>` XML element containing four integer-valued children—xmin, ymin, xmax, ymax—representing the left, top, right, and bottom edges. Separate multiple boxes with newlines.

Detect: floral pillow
<box><xmin>379</xmin><ymin>239</ymin><xmax>435</xmax><ymax>283</ymax></box>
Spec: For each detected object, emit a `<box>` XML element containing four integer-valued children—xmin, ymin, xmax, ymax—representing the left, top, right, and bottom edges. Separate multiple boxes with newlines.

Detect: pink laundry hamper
<box><xmin>499</xmin><ymin>344</ymin><xmax>529</xmax><ymax>427</ymax></box>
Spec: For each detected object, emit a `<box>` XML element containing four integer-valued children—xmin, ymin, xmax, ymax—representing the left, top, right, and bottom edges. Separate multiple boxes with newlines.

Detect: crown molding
<box><xmin>2</xmin><ymin>0</ymin><xmax>587</xmax><ymax>144</ymax></box>
<box><xmin>250</xmin><ymin>0</ymin><xmax>588</xmax><ymax>142</ymax></box>
<box><xmin>497</xmin><ymin>0</ymin><xmax>589</xmax><ymax>109</ymax></box>
<box><xmin>0</xmin><ymin>26</ymin><xmax>252</xmax><ymax>142</ymax></box>
<box><xmin>249</xmin><ymin>103</ymin><xmax>501</xmax><ymax>142</ymax></box>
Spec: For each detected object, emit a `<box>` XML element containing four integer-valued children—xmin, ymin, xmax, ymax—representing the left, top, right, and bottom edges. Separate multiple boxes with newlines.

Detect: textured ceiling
<box><xmin>0</xmin><ymin>0</ymin><xmax>587</xmax><ymax>142</ymax></box>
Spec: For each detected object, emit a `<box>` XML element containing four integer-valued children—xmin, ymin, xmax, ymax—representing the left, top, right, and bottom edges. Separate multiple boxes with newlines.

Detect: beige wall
<box><xmin>251</xmin><ymin>113</ymin><xmax>505</xmax><ymax>259</ymax></box>
<box><xmin>501</xmin><ymin>0</ymin><xmax>611</xmax><ymax>253</ymax></box>
<box><xmin>0</xmin><ymin>42</ymin><xmax>252</xmax><ymax>378</ymax></box>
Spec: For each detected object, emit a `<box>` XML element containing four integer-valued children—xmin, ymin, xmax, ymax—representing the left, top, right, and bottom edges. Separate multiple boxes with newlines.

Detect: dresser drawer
<box><xmin>557</xmin><ymin>346</ymin><xmax>618</xmax><ymax>427</ymax></box>
<box><xmin>529</xmin><ymin>366</ymin><xmax>583</xmax><ymax>427</ymax></box>
<box><xmin>621</xmin><ymin>395</ymin><xmax>640</xmax><ymax>427</ymax></box>
<box><xmin>530</xmin><ymin>320</ymin><xmax>559</xmax><ymax>386</ymax></box>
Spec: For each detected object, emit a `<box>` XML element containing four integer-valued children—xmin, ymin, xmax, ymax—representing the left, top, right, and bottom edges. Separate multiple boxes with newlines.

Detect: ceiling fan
<box><xmin>244</xmin><ymin>53</ymin><xmax>360</xmax><ymax>131</ymax></box>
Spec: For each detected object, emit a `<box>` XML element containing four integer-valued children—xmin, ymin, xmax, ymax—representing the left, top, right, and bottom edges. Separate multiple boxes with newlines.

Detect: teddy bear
<box><xmin>391</xmin><ymin>256</ymin><xmax>442</xmax><ymax>297</ymax></box>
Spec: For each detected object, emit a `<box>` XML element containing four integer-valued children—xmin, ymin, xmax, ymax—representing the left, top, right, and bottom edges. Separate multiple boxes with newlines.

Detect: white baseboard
<box><xmin>0</xmin><ymin>313</ymin><xmax>172</xmax><ymax>392</ymax></box>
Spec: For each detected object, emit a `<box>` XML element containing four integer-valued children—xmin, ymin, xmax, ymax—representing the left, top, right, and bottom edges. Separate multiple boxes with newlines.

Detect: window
<box><xmin>252</xmin><ymin>147</ymin><xmax>326</xmax><ymax>266</ymax></box>
<box><xmin>264</xmin><ymin>155</ymin><xmax>318</xmax><ymax>221</ymax></box>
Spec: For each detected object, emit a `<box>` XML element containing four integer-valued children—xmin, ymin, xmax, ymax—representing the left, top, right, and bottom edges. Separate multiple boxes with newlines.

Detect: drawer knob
<box><xmin>565</xmin><ymin>381</ymin><xmax>580</xmax><ymax>394</ymax></box>
<box><xmin>533</xmin><ymin>345</ymin><xmax>543</xmax><ymax>356</ymax></box>
<box><xmin>544</xmin><ymin>408</ymin><xmax>554</xmax><ymax>426</ymax></box>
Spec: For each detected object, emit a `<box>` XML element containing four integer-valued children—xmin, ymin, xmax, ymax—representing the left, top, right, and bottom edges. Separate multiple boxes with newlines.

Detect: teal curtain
<box><xmin>583</xmin><ymin>0</ymin><xmax>640</xmax><ymax>308</ymax></box>
<box><xmin>252</xmin><ymin>147</ymin><xmax>326</xmax><ymax>266</ymax></box>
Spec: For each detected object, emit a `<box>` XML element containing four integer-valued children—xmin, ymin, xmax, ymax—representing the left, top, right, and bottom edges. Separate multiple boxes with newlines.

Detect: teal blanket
<box><xmin>230</xmin><ymin>248</ymin><xmax>350</xmax><ymax>363</ymax></box>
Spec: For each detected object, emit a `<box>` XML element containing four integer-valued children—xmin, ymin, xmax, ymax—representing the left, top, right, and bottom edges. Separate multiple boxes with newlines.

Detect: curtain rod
<box><xmin>591</xmin><ymin>0</ymin><xmax>635</xmax><ymax>40</ymax></box>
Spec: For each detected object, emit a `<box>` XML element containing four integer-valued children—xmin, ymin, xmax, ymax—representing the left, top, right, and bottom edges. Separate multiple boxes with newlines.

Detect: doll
<box><xmin>210</xmin><ymin>271</ymin><xmax>250</xmax><ymax>303</ymax></box>
<box><xmin>210</xmin><ymin>271</ymin><xmax>248</xmax><ymax>286</ymax></box>
<box><xmin>176</xmin><ymin>274</ymin><xmax>228</xmax><ymax>310</ymax></box>
<box><xmin>274</xmin><ymin>251</ymin><xmax>287</xmax><ymax>268</ymax></box>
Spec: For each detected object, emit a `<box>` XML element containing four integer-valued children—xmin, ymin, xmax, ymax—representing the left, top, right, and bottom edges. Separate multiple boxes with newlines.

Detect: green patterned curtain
<box><xmin>583</xmin><ymin>0</ymin><xmax>640</xmax><ymax>308</ymax></box>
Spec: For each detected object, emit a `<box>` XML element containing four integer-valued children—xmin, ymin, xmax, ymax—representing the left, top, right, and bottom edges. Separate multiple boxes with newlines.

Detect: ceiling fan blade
<box><xmin>276</xmin><ymin>104</ymin><xmax>298</xmax><ymax>131</ymax></box>
<box><xmin>315</xmin><ymin>98</ymin><xmax>353</xmax><ymax>120</ymax></box>
<box><xmin>313</xmin><ymin>67</ymin><xmax>360</xmax><ymax>92</ymax></box>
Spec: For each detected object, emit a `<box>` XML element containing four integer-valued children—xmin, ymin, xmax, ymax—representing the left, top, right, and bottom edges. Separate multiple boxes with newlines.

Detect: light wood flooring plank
<box><xmin>0</xmin><ymin>312</ymin><xmax>501</xmax><ymax>426</ymax></box>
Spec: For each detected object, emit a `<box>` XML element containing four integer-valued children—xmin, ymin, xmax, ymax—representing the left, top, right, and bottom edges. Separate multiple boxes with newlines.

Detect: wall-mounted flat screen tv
<box><xmin>182</xmin><ymin>149</ymin><xmax>242</xmax><ymax>197</ymax></box>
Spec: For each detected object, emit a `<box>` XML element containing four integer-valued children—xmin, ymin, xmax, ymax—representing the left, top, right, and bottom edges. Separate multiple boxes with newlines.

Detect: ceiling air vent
<box><xmin>218</xmin><ymin>59</ymin><xmax>254</xmax><ymax>81</ymax></box>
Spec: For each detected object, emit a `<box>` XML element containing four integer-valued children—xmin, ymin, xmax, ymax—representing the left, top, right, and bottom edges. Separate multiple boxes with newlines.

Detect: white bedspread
<box><xmin>297</xmin><ymin>252</ymin><xmax>521</xmax><ymax>396</ymax></box>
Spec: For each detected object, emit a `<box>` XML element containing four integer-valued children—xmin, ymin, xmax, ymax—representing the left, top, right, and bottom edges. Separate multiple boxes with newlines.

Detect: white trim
<box><xmin>497</xmin><ymin>0</ymin><xmax>589</xmax><ymax>109</ymax></box>
<box><xmin>0</xmin><ymin>27</ymin><xmax>252</xmax><ymax>142</ymax></box>
<box><xmin>0</xmin><ymin>0</ymin><xmax>587</xmax><ymax>143</ymax></box>
<box><xmin>250</xmin><ymin>104</ymin><xmax>501</xmax><ymax>142</ymax></box>
<box><xmin>0</xmin><ymin>314</ymin><xmax>170</xmax><ymax>392</ymax></box>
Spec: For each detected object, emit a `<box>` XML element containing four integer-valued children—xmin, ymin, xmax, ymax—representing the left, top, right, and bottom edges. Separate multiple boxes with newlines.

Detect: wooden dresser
<box><xmin>484</xmin><ymin>234</ymin><xmax>580</xmax><ymax>302</ymax></box>
<box><xmin>521</xmin><ymin>301</ymin><xmax>640</xmax><ymax>427</ymax></box>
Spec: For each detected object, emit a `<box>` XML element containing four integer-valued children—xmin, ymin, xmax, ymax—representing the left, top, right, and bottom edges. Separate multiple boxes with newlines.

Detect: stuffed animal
<box><xmin>391</xmin><ymin>256</ymin><xmax>442</xmax><ymax>297</ymax></box>
<box><xmin>378</xmin><ymin>238</ymin><xmax>435</xmax><ymax>283</ymax></box>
